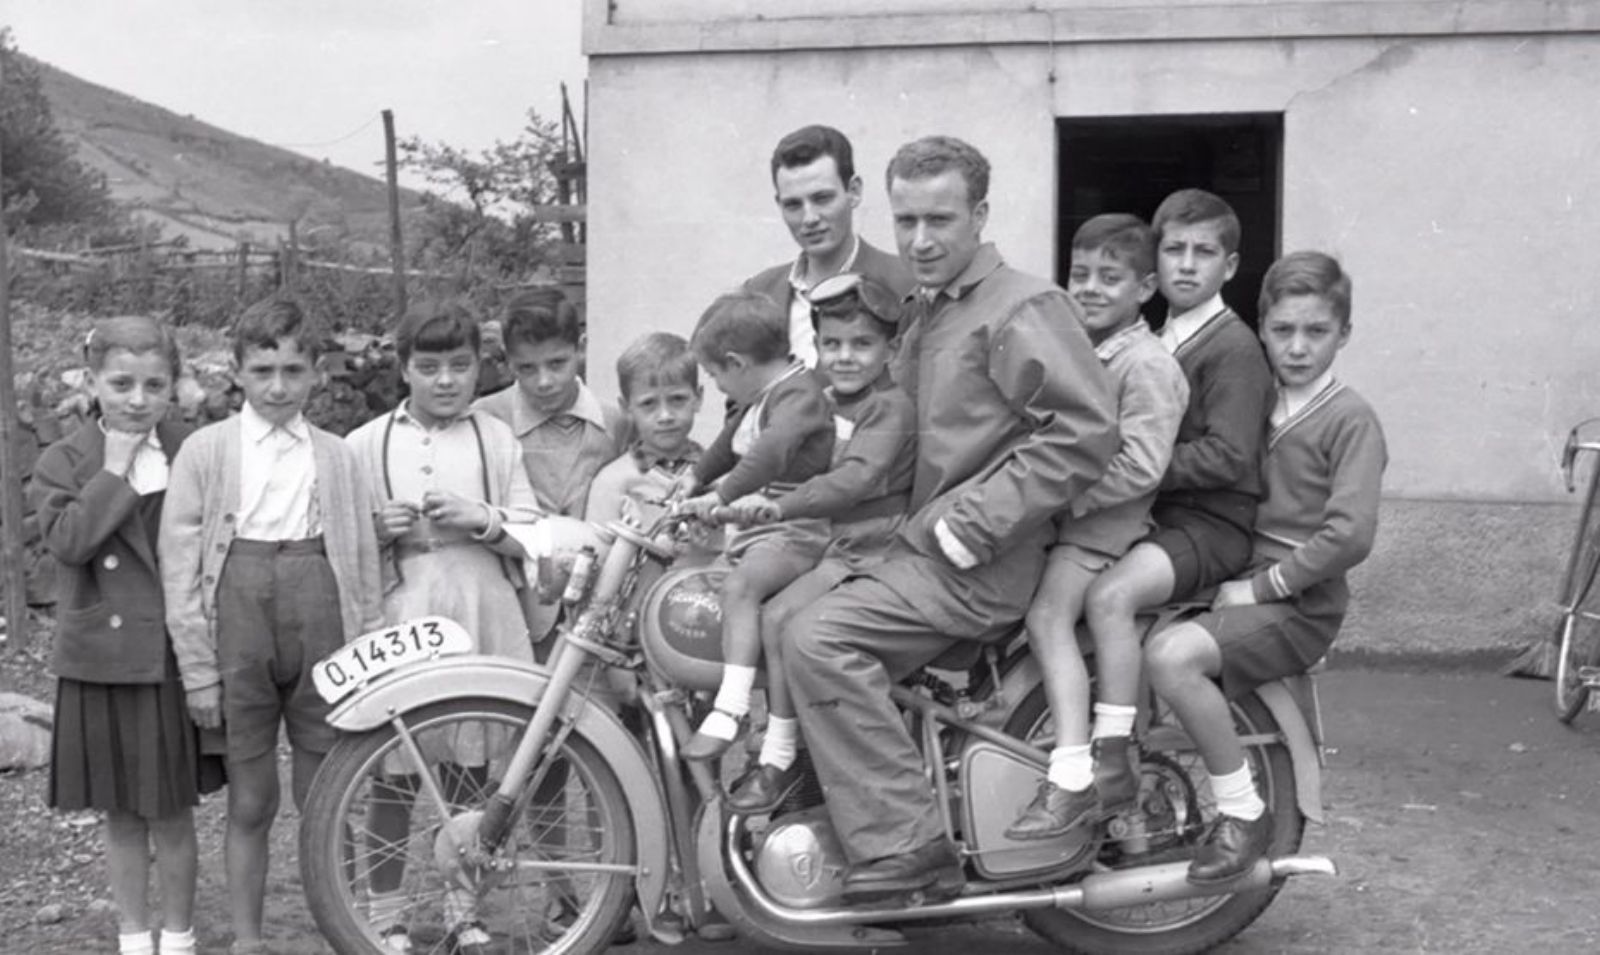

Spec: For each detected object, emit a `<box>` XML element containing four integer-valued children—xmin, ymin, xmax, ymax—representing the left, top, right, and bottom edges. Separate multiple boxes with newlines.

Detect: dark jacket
<box><xmin>31</xmin><ymin>420</ymin><xmax>189</xmax><ymax>684</ymax></box>
<box><xmin>742</xmin><ymin>237</ymin><xmax>916</xmax><ymax>327</ymax></box>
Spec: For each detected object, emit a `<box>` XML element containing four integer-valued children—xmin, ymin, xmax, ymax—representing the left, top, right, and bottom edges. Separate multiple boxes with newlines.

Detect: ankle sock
<box><xmin>1046</xmin><ymin>743</ymin><xmax>1094</xmax><ymax>792</ymax></box>
<box><xmin>1209</xmin><ymin>763</ymin><xmax>1266</xmax><ymax>821</ymax></box>
<box><xmin>118</xmin><ymin>930</ymin><xmax>155</xmax><ymax>955</ymax></box>
<box><xmin>158</xmin><ymin>927</ymin><xmax>196</xmax><ymax>955</ymax></box>
<box><xmin>1091</xmin><ymin>702</ymin><xmax>1138</xmax><ymax>740</ymax></box>
<box><xmin>701</xmin><ymin>665</ymin><xmax>757</xmax><ymax>740</ymax></box>
<box><xmin>759</xmin><ymin>716</ymin><xmax>799</xmax><ymax>770</ymax></box>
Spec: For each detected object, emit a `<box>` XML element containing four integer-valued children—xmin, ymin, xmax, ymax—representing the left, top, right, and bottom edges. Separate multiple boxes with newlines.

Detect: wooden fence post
<box><xmin>0</xmin><ymin>50</ymin><xmax>33</xmax><ymax>650</ymax></box>
<box><xmin>383</xmin><ymin>109</ymin><xmax>407</xmax><ymax>320</ymax></box>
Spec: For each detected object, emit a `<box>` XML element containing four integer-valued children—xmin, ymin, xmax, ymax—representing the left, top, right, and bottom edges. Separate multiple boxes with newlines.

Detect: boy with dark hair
<box><xmin>1006</xmin><ymin>214</ymin><xmax>1189</xmax><ymax>839</ymax></box>
<box><xmin>744</xmin><ymin>124</ymin><xmax>913</xmax><ymax>367</ymax></box>
<box><xmin>585</xmin><ymin>332</ymin><xmax>705</xmax><ymax>528</ymax></box>
<box><xmin>724</xmin><ymin>272</ymin><xmax>918</xmax><ymax>814</ymax></box>
<box><xmin>1082</xmin><ymin>188</ymin><xmax>1275</xmax><ymax>810</ymax></box>
<box><xmin>680</xmin><ymin>290</ymin><xmax>835</xmax><ymax>760</ymax></box>
<box><xmin>475</xmin><ymin>289</ymin><xmax>625</xmax><ymax>643</ymax></box>
<box><xmin>160</xmin><ymin>297</ymin><xmax>384</xmax><ymax>954</ymax></box>
<box><xmin>1145</xmin><ymin>250</ymin><xmax>1385</xmax><ymax>884</ymax></box>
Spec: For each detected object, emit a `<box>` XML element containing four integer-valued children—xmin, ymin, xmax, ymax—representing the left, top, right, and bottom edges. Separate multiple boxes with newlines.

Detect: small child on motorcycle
<box><xmin>1144</xmin><ymin>250</ymin><xmax>1386</xmax><ymax>885</ymax></box>
<box><xmin>1006</xmin><ymin>215</ymin><xmax>1190</xmax><ymax>841</ymax></box>
<box><xmin>679</xmin><ymin>291</ymin><xmax>836</xmax><ymax>760</ymax></box>
<box><xmin>724</xmin><ymin>273</ymin><xmax>918</xmax><ymax>813</ymax></box>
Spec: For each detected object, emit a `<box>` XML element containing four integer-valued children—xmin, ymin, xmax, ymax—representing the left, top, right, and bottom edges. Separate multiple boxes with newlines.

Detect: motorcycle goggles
<box><xmin>808</xmin><ymin>272</ymin><xmax>902</xmax><ymax>335</ymax></box>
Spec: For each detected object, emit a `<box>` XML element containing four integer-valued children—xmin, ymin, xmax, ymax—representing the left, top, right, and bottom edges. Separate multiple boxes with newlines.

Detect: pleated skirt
<box><xmin>50</xmin><ymin>673</ymin><xmax>223</xmax><ymax>818</ymax></box>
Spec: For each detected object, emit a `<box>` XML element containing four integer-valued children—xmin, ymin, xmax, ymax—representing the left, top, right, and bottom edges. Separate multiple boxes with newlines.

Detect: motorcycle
<box><xmin>298</xmin><ymin>508</ymin><xmax>1335</xmax><ymax>954</ymax></box>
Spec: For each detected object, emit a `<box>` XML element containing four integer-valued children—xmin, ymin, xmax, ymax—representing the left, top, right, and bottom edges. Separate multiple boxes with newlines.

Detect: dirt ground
<box><xmin>2</xmin><ymin>665</ymin><xmax>1597</xmax><ymax>954</ymax></box>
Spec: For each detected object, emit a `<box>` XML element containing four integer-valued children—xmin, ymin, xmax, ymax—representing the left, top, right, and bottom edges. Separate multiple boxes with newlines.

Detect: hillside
<box><xmin>30</xmin><ymin>55</ymin><xmax>421</xmax><ymax>250</ymax></box>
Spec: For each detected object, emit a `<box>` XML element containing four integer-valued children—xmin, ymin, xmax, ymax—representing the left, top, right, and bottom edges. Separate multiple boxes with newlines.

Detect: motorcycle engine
<box><xmin>751</xmin><ymin>807</ymin><xmax>851</xmax><ymax>909</ymax></box>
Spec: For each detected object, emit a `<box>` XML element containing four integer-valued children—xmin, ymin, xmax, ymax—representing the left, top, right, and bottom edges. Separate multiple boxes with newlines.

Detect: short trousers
<box><xmin>215</xmin><ymin>537</ymin><xmax>345</xmax><ymax>761</ymax></box>
<box><xmin>1191</xmin><ymin>576</ymin><xmax>1347</xmax><ymax>699</ymax></box>
<box><xmin>1044</xmin><ymin>541</ymin><xmax>1119</xmax><ymax>574</ymax></box>
<box><xmin>1145</xmin><ymin>504</ymin><xmax>1254</xmax><ymax>600</ymax></box>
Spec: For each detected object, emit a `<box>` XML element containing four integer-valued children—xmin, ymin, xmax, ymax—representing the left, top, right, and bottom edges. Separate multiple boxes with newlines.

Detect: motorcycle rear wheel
<box><xmin>1007</xmin><ymin>688</ymin><xmax>1303</xmax><ymax>955</ymax></box>
<box><xmin>300</xmin><ymin>698</ymin><xmax>636</xmax><ymax>955</ymax></box>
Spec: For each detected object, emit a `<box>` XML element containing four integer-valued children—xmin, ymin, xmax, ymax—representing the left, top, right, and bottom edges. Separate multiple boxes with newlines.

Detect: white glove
<box><xmin>933</xmin><ymin>517</ymin><xmax>979</xmax><ymax>570</ymax></box>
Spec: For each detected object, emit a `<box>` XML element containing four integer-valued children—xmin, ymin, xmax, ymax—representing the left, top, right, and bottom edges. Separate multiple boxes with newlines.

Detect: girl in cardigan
<box><xmin>32</xmin><ymin>317</ymin><xmax>218</xmax><ymax>955</ymax></box>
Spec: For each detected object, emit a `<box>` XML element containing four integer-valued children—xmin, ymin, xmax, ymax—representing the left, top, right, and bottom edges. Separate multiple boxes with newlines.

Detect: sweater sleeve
<box><xmin>1250</xmin><ymin>408</ymin><xmax>1388</xmax><ymax>600</ymax></box>
<box><xmin>711</xmin><ymin>382</ymin><xmax>834</xmax><ymax>503</ymax></box>
<box><xmin>1071</xmin><ymin>349</ymin><xmax>1190</xmax><ymax>518</ymax></box>
<box><xmin>774</xmin><ymin>390</ymin><xmax>916</xmax><ymax>520</ymax></box>
<box><xmin>158</xmin><ymin>434</ymin><xmax>220</xmax><ymax>692</ymax></box>
<box><xmin>693</xmin><ymin>413</ymin><xmax>742</xmax><ymax>489</ymax></box>
<box><xmin>941</xmin><ymin>293</ymin><xmax>1120</xmax><ymax>563</ymax></box>
<box><xmin>31</xmin><ymin>443</ymin><xmax>141</xmax><ymax>567</ymax></box>
<box><xmin>1161</xmin><ymin>336</ymin><xmax>1273</xmax><ymax>492</ymax></box>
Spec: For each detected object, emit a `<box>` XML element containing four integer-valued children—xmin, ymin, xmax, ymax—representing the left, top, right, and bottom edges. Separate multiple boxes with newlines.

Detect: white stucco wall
<box><xmin>585</xmin><ymin>10</ymin><xmax>1600</xmax><ymax>505</ymax></box>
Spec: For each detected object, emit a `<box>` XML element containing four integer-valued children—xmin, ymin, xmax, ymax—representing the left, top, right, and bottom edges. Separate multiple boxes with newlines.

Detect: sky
<box><xmin>0</xmin><ymin>0</ymin><xmax>587</xmax><ymax>189</ymax></box>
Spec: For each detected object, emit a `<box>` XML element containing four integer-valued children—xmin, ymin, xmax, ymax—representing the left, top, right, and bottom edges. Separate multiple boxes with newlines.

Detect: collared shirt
<box><xmin>475</xmin><ymin>379</ymin><xmax>622</xmax><ymax>517</ymax></box>
<box><xmin>1273</xmin><ymin>370</ymin><xmax>1337</xmax><ymax>427</ymax></box>
<box><xmin>99</xmin><ymin>419</ymin><xmax>169</xmax><ymax>495</ymax></box>
<box><xmin>1159</xmin><ymin>293</ymin><xmax>1227</xmax><ymax>353</ymax></box>
<box><xmin>786</xmin><ymin>234</ymin><xmax>863</xmax><ymax>368</ymax></box>
<box><xmin>385</xmin><ymin>401</ymin><xmax>491</xmax><ymax>547</ymax></box>
<box><xmin>237</xmin><ymin>403</ymin><xmax>319</xmax><ymax>540</ymax></box>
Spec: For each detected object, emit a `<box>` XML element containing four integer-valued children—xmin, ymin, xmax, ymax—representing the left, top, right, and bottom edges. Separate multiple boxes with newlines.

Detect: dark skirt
<box><xmin>51</xmin><ymin>674</ymin><xmax>225</xmax><ymax>818</ymax></box>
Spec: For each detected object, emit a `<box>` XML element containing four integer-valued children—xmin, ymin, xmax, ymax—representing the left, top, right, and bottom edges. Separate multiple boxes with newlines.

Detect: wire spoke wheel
<box><xmin>301</xmin><ymin>699</ymin><xmax>635</xmax><ymax>954</ymax></box>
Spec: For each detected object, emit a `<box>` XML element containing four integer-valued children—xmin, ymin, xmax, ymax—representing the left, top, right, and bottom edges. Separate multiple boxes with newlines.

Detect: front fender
<box><xmin>325</xmin><ymin>655</ymin><xmax>674</xmax><ymax>934</ymax></box>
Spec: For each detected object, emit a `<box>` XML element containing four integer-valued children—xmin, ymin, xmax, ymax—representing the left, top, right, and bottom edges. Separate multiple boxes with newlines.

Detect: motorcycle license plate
<box><xmin>312</xmin><ymin>616</ymin><xmax>472</xmax><ymax>705</ymax></box>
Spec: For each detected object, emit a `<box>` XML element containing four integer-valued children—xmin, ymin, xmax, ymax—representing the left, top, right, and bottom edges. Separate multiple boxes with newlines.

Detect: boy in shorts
<box><xmin>724</xmin><ymin>273</ymin><xmax>918</xmax><ymax>814</ymax></box>
<box><xmin>1082</xmin><ymin>189</ymin><xmax>1274</xmax><ymax>807</ymax></box>
<box><xmin>585</xmin><ymin>332</ymin><xmax>704</xmax><ymax>529</ymax></box>
<box><xmin>160</xmin><ymin>298</ymin><xmax>384</xmax><ymax>954</ymax></box>
<box><xmin>1005</xmin><ymin>215</ymin><xmax>1189</xmax><ymax>839</ymax></box>
<box><xmin>680</xmin><ymin>291</ymin><xmax>834</xmax><ymax>761</ymax></box>
<box><xmin>1144</xmin><ymin>250</ymin><xmax>1386</xmax><ymax>884</ymax></box>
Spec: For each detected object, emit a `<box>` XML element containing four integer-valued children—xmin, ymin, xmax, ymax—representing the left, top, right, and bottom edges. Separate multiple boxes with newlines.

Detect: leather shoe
<box><xmin>681</xmin><ymin>728</ymin><xmax>736</xmax><ymax>762</ymax></box>
<box><xmin>842</xmin><ymin>839</ymin><xmax>965</xmax><ymax>902</ymax></box>
<box><xmin>1005</xmin><ymin>781</ymin><xmax>1100</xmax><ymax>840</ymax></box>
<box><xmin>1092</xmin><ymin>737</ymin><xmax>1140</xmax><ymax>812</ymax></box>
<box><xmin>727</xmin><ymin>762</ymin><xmax>802</xmax><ymax>815</ymax></box>
<box><xmin>1187</xmin><ymin>810</ymin><xmax>1274</xmax><ymax>885</ymax></box>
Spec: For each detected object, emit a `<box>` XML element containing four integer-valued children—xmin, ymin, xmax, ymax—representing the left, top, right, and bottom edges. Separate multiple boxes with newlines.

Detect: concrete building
<box><xmin>582</xmin><ymin>0</ymin><xmax>1600</xmax><ymax>657</ymax></box>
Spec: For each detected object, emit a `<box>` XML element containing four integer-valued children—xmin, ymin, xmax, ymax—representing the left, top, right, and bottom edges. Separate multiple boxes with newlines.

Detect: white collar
<box><xmin>240</xmin><ymin>402</ymin><xmax>309</xmax><ymax>443</ymax></box>
<box><xmin>97</xmin><ymin>418</ymin><xmax>163</xmax><ymax>449</ymax></box>
<box><xmin>1281</xmin><ymin>370</ymin><xmax>1338</xmax><ymax>419</ymax></box>
<box><xmin>788</xmin><ymin>234</ymin><xmax>862</xmax><ymax>291</ymax></box>
<box><xmin>1165</xmin><ymin>293</ymin><xmax>1227</xmax><ymax>348</ymax></box>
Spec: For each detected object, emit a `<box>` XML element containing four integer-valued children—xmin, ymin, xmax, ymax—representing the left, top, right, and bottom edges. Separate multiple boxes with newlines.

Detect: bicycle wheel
<box><xmin>301</xmin><ymin>698</ymin><xmax>636</xmax><ymax>955</ymax></box>
<box><xmin>1555</xmin><ymin>612</ymin><xmax>1600</xmax><ymax>724</ymax></box>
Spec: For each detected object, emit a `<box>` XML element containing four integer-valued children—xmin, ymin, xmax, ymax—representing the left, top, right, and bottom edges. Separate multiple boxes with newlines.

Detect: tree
<box><xmin>0</xmin><ymin>30</ymin><xmax>118</xmax><ymax>229</ymax></box>
<box><xmin>397</xmin><ymin>109</ymin><xmax>565</xmax><ymax>280</ymax></box>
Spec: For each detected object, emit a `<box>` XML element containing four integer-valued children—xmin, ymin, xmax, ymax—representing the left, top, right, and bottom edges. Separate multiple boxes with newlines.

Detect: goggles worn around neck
<box><xmin>808</xmin><ymin>272</ymin><xmax>901</xmax><ymax>328</ymax></box>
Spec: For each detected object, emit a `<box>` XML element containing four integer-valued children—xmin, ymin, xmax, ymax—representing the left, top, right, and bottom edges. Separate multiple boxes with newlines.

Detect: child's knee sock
<box><xmin>757</xmin><ymin>716</ymin><xmax>799</xmax><ymax>770</ymax></box>
<box><xmin>701</xmin><ymin>665</ymin><xmax>757</xmax><ymax>740</ymax></box>
<box><xmin>1209</xmin><ymin>764</ymin><xmax>1265</xmax><ymax>821</ymax></box>
<box><xmin>1090</xmin><ymin>702</ymin><xmax>1138</xmax><ymax>741</ymax></box>
<box><xmin>367</xmin><ymin>888</ymin><xmax>406</xmax><ymax>934</ymax></box>
<box><xmin>1047</xmin><ymin>744</ymin><xmax>1093</xmax><ymax>792</ymax></box>
<box><xmin>118</xmin><ymin>930</ymin><xmax>154</xmax><ymax>955</ymax></box>
<box><xmin>158</xmin><ymin>927</ymin><xmax>196</xmax><ymax>955</ymax></box>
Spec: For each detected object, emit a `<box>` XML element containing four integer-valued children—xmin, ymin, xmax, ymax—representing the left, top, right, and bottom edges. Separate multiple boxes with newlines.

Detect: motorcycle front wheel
<box><xmin>1007</xmin><ymin>688</ymin><xmax>1303</xmax><ymax>955</ymax></box>
<box><xmin>300</xmin><ymin>698</ymin><xmax>636</xmax><ymax>955</ymax></box>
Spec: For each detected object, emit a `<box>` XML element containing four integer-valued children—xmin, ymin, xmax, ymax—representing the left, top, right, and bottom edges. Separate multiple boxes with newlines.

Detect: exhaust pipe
<box><xmin>732</xmin><ymin>854</ymin><xmax>1337</xmax><ymax>926</ymax></box>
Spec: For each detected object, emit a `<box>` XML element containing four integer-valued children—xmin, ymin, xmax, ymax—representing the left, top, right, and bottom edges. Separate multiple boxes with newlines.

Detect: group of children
<box><xmin>32</xmin><ymin>182</ymin><xmax>1386</xmax><ymax>952</ymax></box>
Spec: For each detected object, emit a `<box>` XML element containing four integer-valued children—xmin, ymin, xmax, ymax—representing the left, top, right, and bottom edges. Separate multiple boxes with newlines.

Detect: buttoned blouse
<box><xmin>237</xmin><ymin>404</ymin><xmax>319</xmax><ymax>540</ymax></box>
<box><xmin>384</xmin><ymin>402</ymin><xmax>494</xmax><ymax>547</ymax></box>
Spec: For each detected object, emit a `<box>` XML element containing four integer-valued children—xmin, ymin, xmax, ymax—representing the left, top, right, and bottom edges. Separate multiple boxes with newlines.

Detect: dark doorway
<box><xmin>1057</xmin><ymin>114</ymin><xmax>1282</xmax><ymax>330</ymax></box>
